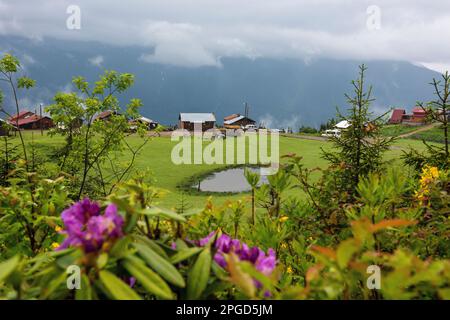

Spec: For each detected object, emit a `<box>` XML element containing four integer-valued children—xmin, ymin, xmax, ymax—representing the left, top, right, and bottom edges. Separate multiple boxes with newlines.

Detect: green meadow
<box><xmin>13</xmin><ymin>131</ymin><xmax>431</xmax><ymax>209</ymax></box>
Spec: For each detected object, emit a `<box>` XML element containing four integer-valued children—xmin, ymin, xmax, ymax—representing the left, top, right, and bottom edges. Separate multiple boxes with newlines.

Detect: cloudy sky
<box><xmin>0</xmin><ymin>0</ymin><xmax>449</xmax><ymax>72</ymax></box>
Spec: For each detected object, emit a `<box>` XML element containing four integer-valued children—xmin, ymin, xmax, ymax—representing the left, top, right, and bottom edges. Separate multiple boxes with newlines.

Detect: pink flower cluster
<box><xmin>57</xmin><ymin>198</ymin><xmax>124</xmax><ymax>253</ymax></box>
<box><xmin>198</xmin><ymin>232</ymin><xmax>277</xmax><ymax>277</ymax></box>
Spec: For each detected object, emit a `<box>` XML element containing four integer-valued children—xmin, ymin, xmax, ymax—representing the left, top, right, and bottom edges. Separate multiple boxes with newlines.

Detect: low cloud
<box><xmin>258</xmin><ymin>114</ymin><xmax>301</xmax><ymax>130</ymax></box>
<box><xmin>88</xmin><ymin>55</ymin><xmax>104</xmax><ymax>67</ymax></box>
<box><xmin>0</xmin><ymin>1</ymin><xmax>449</xmax><ymax>71</ymax></box>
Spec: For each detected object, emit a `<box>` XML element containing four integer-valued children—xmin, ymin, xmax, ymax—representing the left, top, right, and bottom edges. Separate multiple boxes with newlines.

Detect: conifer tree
<box><xmin>322</xmin><ymin>64</ymin><xmax>393</xmax><ymax>197</ymax></box>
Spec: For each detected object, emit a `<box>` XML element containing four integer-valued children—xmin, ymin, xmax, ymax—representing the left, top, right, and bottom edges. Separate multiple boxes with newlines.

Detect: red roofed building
<box><xmin>388</xmin><ymin>107</ymin><xmax>427</xmax><ymax>125</ymax></box>
<box><xmin>7</xmin><ymin>110</ymin><xmax>54</xmax><ymax>130</ymax></box>
<box><xmin>412</xmin><ymin>107</ymin><xmax>427</xmax><ymax>120</ymax></box>
<box><xmin>8</xmin><ymin>110</ymin><xmax>34</xmax><ymax>123</ymax></box>
<box><xmin>388</xmin><ymin>109</ymin><xmax>406</xmax><ymax>124</ymax></box>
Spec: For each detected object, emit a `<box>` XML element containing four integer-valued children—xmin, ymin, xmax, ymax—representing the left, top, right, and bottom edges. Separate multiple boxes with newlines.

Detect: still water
<box><xmin>195</xmin><ymin>167</ymin><xmax>268</xmax><ymax>193</ymax></box>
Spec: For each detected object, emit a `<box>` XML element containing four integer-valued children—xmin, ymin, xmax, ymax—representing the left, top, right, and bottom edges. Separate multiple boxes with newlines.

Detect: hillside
<box><xmin>0</xmin><ymin>36</ymin><xmax>441</xmax><ymax>128</ymax></box>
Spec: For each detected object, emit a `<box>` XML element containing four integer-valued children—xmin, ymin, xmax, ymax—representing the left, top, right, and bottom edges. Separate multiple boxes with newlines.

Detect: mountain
<box><xmin>0</xmin><ymin>36</ymin><xmax>441</xmax><ymax>128</ymax></box>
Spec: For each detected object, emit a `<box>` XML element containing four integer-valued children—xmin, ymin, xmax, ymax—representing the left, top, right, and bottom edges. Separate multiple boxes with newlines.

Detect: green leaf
<box><xmin>170</xmin><ymin>247</ymin><xmax>203</xmax><ymax>264</ymax></box>
<box><xmin>97</xmin><ymin>253</ymin><xmax>109</xmax><ymax>269</ymax></box>
<box><xmin>134</xmin><ymin>236</ymin><xmax>169</xmax><ymax>259</ymax></box>
<box><xmin>55</xmin><ymin>250</ymin><xmax>82</xmax><ymax>269</ymax></box>
<box><xmin>109</xmin><ymin>236</ymin><xmax>132</xmax><ymax>258</ymax></box>
<box><xmin>187</xmin><ymin>248</ymin><xmax>211</xmax><ymax>299</ymax></box>
<box><xmin>336</xmin><ymin>239</ymin><xmax>359</xmax><ymax>269</ymax></box>
<box><xmin>98</xmin><ymin>270</ymin><xmax>141</xmax><ymax>300</ymax></box>
<box><xmin>41</xmin><ymin>271</ymin><xmax>67</xmax><ymax>299</ymax></box>
<box><xmin>0</xmin><ymin>255</ymin><xmax>20</xmax><ymax>283</ymax></box>
<box><xmin>141</xmin><ymin>207</ymin><xmax>186</xmax><ymax>222</ymax></box>
<box><xmin>75</xmin><ymin>274</ymin><xmax>93</xmax><ymax>300</ymax></box>
<box><xmin>123</xmin><ymin>255</ymin><xmax>173</xmax><ymax>299</ymax></box>
<box><xmin>240</xmin><ymin>262</ymin><xmax>274</xmax><ymax>291</ymax></box>
<box><xmin>134</xmin><ymin>243</ymin><xmax>185</xmax><ymax>288</ymax></box>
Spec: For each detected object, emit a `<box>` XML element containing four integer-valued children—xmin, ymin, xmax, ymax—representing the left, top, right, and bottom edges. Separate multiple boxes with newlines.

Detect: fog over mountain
<box><xmin>0</xmin><ymin>36</ymin><xmax>441</xmax><ymax>128</ymax></box>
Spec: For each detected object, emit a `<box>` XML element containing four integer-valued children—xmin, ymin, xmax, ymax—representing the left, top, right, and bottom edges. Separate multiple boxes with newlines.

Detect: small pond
<box><xmin>194</xmin><ymin>167</ymin><xmax>268</xmax><ymax>193</ymax></box>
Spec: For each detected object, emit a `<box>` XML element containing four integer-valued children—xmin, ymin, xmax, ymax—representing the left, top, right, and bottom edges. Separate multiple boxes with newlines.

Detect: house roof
<box><xmin>224</xmin><ymin>115</ymin><xmax>255</xmax><ymax>125</ymax></box>
<box><xmin>224</xmin><ymin>113</ymin><xmax>240</xmax><ymax>121</ymax></box>
<box><xmin>8</xmin><ymin>110</ymin><xmax>34</xmax><ymax>122</ymax></box>
<box><xmin>412</xmin><ymin>107</ymin><xmax>426</xmax><ymax>114</ymax></box>
<box><xmin>390</xmin><ymin>109</ymin><xmax>406</xmax><ymax>122</ymax></box>
<box><xmin>179</xmin><ymin>113</ymin><xmax>216</xmax><ymax>123</ymax></box>
<box><xmin>224</xmin><ymin>115</ymin><xmax>245</xmax><ymax>125</ymax></box>
<box><xmin>335</xmin><ymin>120</ymin><xmax>351</xmax><ymax>129</ymax></box>
<box><xmin>95</xmin><ymin>110</ymin><xmax>115</xmax><ymax>120</ymax></box>
<box><xmin>136</xmin><ymin>116</ymin><xmax>156</xmax><ymax>124</ymax></box>
<box><xmin>13</xmin><ymin>115</ymin><xmax>51</xmax><ymax>126</ymax></box>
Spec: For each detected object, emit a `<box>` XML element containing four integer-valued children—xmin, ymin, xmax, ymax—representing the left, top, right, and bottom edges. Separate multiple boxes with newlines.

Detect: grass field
<box><xmin>408</xmin><ymin>126</ymin><xmax>446</xmax><ymax>143</ymax></box>
<box><xmin>7</xmin><ymin>130</ymin><xmax>433</xmax><ymax>210</ymax></box>
<box><xmin>380</xmin><ymin>124</ymin><xmax>422</xmax><ymax>137</ymax></box>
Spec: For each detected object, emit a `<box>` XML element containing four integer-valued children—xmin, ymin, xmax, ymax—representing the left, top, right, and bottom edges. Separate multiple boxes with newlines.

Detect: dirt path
<box><xmin>397</xmin><ymin>123</ymin><xmax>439</xmax><ymax>138</ymax></box>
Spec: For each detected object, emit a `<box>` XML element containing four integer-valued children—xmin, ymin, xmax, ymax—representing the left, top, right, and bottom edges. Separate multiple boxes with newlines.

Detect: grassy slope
<box><xmin>380</xmin><ymin>125</ymin><xmax>421</xmax><ymax>137</ymax></box>
<box><xmin>409</xmin><ymin>126</ymin><xmax>446</xmax><ymax>143</ymax></box>
<box><xmin>12</xmin><ymin>131</ymin><xmax>431</xmax><ymax>209</ymax></box>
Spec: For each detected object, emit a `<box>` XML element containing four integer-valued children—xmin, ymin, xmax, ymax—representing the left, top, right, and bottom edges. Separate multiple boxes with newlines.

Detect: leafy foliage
<box><xmin>1</xmin><ymin>61</ymin><xmax>449</xmax><ymax>300</ymax></box>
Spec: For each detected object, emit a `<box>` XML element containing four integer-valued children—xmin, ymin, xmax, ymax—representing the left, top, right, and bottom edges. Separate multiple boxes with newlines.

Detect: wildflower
<box><xmin>197</xmin><ymin>232</ymin><xmax>277</xmax><ymax>277</ymax></box>
<box><xmin>279</xmin><ymin>216</ymin><xmax>289</xmax><ymax>222</ymax></box>
<box><xmin>287</xmin><ymin>266</ymin><xmax>293</xmax><ymax>274</ymax></box>
<box><xmin>51</xmin><ymin>242</ymin><xmax>60</xmax><ymax>249</ymax></box>
<box><xmin>57</xmin><ymin>198</ymin><xmax>124</xmax><ymax>253</ymax></box>
<box><xmin>128</xmin><ymin>277</ymin><xmax>136</xmax><ymax>288</ymax></box>
<box><xmin>415</xmin><ymin>165</ymin><xmax>440</xmax><ymax>204</ymax></box>
<box><xmin>55</xmin><ymin>226</ymin><xmax>62</xmax><ymax>233</ymax></box>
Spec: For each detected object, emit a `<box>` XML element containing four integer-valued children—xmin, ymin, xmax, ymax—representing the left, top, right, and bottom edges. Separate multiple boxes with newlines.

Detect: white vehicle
<box><xmin>243</xmin><ymin>124</ymin><xmax>257</xmax><ymax>130</ymax></box>
<box><xmin>321</xmin><ymin>129</ymin><xmax>341</xmax><ymax>138</ymax></box>
<box><xmin>270</xmin><ymin>128</ymin><xmax>281</xmax><ymax>133</ymax></box>
<box><xmin>214</xmin><ymin>132</ymin><xmax>225</xmax><ymax>139</ymax></box>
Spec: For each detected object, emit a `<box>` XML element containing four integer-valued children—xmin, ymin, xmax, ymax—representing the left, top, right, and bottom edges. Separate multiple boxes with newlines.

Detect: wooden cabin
<box><xmin>179</xmin><ymin>113</ymin><xmax>216</xmax><ymax>131</ymax></box>
<box><xmin>223</xmin><ymin>114</ymin><xmax>256</xmax><ymax>129</ymax></box>
<box><xmin>7</xmin><ymin>110</ymin><xmax>54</xmax><ymax>130</ymax></box>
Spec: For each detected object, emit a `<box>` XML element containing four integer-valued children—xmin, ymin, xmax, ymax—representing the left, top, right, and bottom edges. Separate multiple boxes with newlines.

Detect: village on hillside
<box><xmin>1</xmin><ymin>104</ymin><xmax>447</xmax><ymax>138</ymax></box>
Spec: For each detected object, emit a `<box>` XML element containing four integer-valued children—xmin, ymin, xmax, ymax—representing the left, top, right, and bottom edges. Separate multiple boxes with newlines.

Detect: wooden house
<box><xmin>7</xmin><ymin>110</ymin><xmax>54</xmax><ymax>130</ymax></box>
<box><xmin>223</xmin><ymin>114</ymin><xmax>256</xmax><ymax>129</ymax></box>
<box><xmin>179</xmin><ymin>113</ymin><xmax>216</xmax><ymax>131</ymax></box>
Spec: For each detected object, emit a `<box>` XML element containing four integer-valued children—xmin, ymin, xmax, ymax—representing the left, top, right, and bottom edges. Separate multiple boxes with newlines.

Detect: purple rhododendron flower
<box><xmin>197</xmin><ymin>232</ymin><xmax>277</xmax><ymax>277</ymax></box>
<box><xmin>198</xmin><ymin>231</ymin><xmax>216</xmax><ymax>246</ymax></box>
<box><xmin>57</xmin><ymin>198</ymin><xmax>124</xmax><ymax>253</ymax></box>
<box><xmin>128</xmin><ymin>277</ymin><xmax>136</xmax><ymax>288</ymax></box>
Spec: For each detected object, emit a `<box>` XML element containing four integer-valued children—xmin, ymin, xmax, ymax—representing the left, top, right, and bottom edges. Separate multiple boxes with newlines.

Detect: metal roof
<box><xmin>179</xmin><ymin>113</ymin><xmax>216</xmax><ymax>123</ymax></box>
<box><xmin>335</xmin><ymin>120</ymin><xmax>351</xmax><ymax>129</ymax></box>
<box><xmin>224</xmin><ymin>115</ymin><xmax>245</xmax><ymax>125</ymax></box>
<box><xmin>224</xmin><ymin>113</ymin><xmax>240</xmax><ymax>121</ymax></box>
<box><xmin>11</xmin><ymin>115</ymin><xmax>51</xmax><ymax>126</ymax></box>
<box><xmin>412</xmin><ymin>107</ymin><xmax>426</xmax><ymax>114</ymax></box>
<box><xmin>8</xmin><ymin>110</ymin><xmax>34</xmax><ymax>122</ymax></box>
<box><xmin>138</xmin><ymin>116</ymin><xmax>156</xmax><ymax>123</ymax></box>
<box><xmin>389</xmin><ymin>109</ymin><xmax>406</xmax><ymax>123</ymax></box>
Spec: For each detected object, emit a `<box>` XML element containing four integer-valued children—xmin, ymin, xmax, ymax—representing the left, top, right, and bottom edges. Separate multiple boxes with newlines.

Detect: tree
<box><xmin>0</xmin><ymin>135</ymin><xmax>19</xmax><ymax>186</ymax></box>
<box><xmin>244</xmin><ymin>168</ymin><xmax>260</xmax><ymax>225</ymax></box>
<box><xmin>46</xmin><ymin>70</ymin><xmax>146</xmax><ymax>199</ymax></box>
<box><xmin>0</xmin><ymin>53</ymin><xmax>36</xmax><ymax>171</ymax></box>
<box><xmin>403</xmin><ymin>71</ymin><xmax>450</xmax><ymax>170</ymax></box>
<box><xmin>322</xmin><ymin>64</ymin><xmax>393</xmax><ymax>198</ymax></box>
